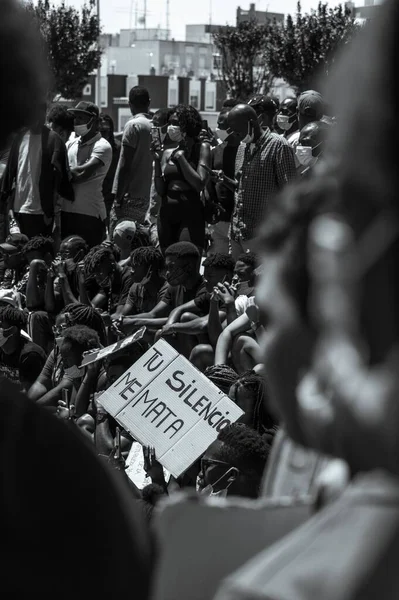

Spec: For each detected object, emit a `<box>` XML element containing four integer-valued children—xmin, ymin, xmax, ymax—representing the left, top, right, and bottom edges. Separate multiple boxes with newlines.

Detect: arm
<box><xmin>197</xmin><ymin>141</ymin><xmax>212</xmax><ymax>186</ymax></box>
<box><xmin>44</xmin><ymin>271</ymin><xmax>56</xmax><ymax>314</ymax></box>
<box><xmin>276</xmin><ymin>142</ymin><xmax>297</xmax><ymax>187</ymax></box>
<box><xmin>91</xmin><ymin>291</ymin><xmax>108</xmax><ymax>311</ymax></box>
<box><xmin>208</xmin><ymin>296</ymin><xmax>224</xmax><ymax>348</ymax></box>
<box><xmin>35</xmin><ymin>377</ymin><xmax>74</xmax><ymax>408</ymax></box>
<box><xmin>75</xmin><ymin>367</ymin><xmax>99</xmax><ymax>418</ymax></box>
<box><xmin>214</xmin><ymin>313</ymin><xmax>252</xmax><ymax>365</ymax></box>
<box><xmin>70</xmin><ymin>157</ymin><xmax>103</xmax><ymax>183</ymax></box>
<box><xmin>26</xmin><ymin>260</ymin><xmax>46</xmax><ymax>310</ymax></box>
<box><xmin>113</xmin><ymin>145</ymin><xmax>136</xmax><ymax>200</ymax></box>
<box><xmin>166</xmin><ymin>299</ymin><xmax>202</xmax><ymax>325</ymax></box>
<box><xmin>173</xmin><ymin>150</ymin><xmax>204</xmax><ymax>194</ymax></box>
<box><xmin>120</xmin><ymin>300</ymin><xmax>171</xmax><ymax>334</ymax></box>
<box><xmin>162</xmin><ymin>315</ymin><xmax>210</xmax><ymax>337</ymax></box>
<box><xmin>58</xmin><ymin>274</ymin><xmax>79</xmax><ymax>305</ymax></box>
<box><xmin>153</xmin><ymin>155</ymin><xmax>167</xmax><ymax>197</ymax></box>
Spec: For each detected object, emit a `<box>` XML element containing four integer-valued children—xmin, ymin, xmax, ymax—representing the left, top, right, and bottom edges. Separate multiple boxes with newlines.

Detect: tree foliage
<box><xmin>266</xmin><ymin>2</ymin><xmax>359</xmax><ymax>92</ymax></box>
<box><xmin>213</xmin><ymin>21</ymin><xmax>274</xmax><ymax>101</ymax></box>
<box><xmin>25</xmin><ymin>0</ymin><xmax>102</xmax><ymax>101</ymax></box>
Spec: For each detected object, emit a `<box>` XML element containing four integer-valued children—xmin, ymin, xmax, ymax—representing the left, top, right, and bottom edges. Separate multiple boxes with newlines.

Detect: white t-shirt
<box><xmin>13</xmin><ymin>132</ymin><xmax>43</xmax><ymax>215</ymax></box>
<box><xmin>64</xmin><ymin>132</ymin><xmax>112</xmax><ymax>220</ymax></box>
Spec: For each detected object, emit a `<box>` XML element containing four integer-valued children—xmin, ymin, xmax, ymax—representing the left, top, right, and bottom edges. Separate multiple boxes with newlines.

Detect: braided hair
<box><xmin>22</xmin><ymin>236</ymin><xmax>54</xmax><ymax>259</ymax></box>
<box><xmin>61</xmin><ymin>303</ymin><xmax>107</xmax><ymax>345</ymax></box>
<box><xmin>130</xmin><ymin>246</ymin><xmax>164</xmax><ymax>273</ymax></box>
<box><xmin>204</xmin><ymin>364</ymin><xmax>239</xmax><ymax>395</ymax></box>
<box><xmin>236</xmin><ymin>371</ymin><xmax>277</xmax><ymax>434</ymax></box>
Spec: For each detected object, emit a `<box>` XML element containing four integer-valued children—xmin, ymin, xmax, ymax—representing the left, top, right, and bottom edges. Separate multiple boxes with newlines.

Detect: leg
<box><xmin>16</xmin><ymin>213</ymin><xmax>52</xmax><ymax>238</ymax></box>
<box><xmin>231</xmin><ymin>334</ymin><xmax>260</xmax><ymax>374</ymax></box>
<box><xmin>179</xmin><ymin>198</ymin><xmax>205</xmax><ymax>254</ymax></box>
<box><xmin>189</xmin><ymin>344</ymin><xmax>215</xmax><ymax>372</ymax></box>
<box><xmin>61</xmin><ymin>212</ymin><xmax>105</xmax><ymax>248</ymax></box>
<box><xmin>208</xmin><ymin>221</ymin><xmax>230</xmax><ymax>255</ymax></box>
<box><xmin>27</xmin><ymin>311</ymin><xmax>54</xmax><ymax>354</ymax></box>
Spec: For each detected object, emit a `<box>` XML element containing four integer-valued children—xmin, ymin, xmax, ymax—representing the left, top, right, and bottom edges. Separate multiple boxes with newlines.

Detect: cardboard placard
<box><xmin>80</xmin><ymin>326</ymin><xmax>146</xmax><ymax>367</ymax></box>
<box><xmin>99</xmin><ymin>339</ymin><xmax>244</xmax><ymax>477</ymax></box>
<box><xmin>125</xmin><ymin>442</ymin><xmax>170</xmax><ymax>489</ymax></box>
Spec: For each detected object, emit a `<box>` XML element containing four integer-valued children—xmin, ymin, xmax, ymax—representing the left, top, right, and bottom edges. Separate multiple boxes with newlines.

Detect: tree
<box><xmin>25</xmin><ymin>0</ymin><xmax>102</xmax><ymax>101</ymax></box>
<box><xmin>266</xmin><ymin>3</ymin><xmax>359</xmax><ymax>92</ymax></box>
<box><xmin>213</xmin><ymin>21</ymin><xmax>274</xmax><ymax>101</ymax></box>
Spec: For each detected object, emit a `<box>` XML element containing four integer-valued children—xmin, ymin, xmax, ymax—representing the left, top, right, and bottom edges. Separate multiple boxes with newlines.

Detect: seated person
<box><xmin>28</xmin><ymin>303</ymin><xmax>107</xmax><ymax>406</ymax></box>
<box><xmin>51</xmin><ymin>234</ymin><xmax>88</xmax><ymax>308</ymax></box>
<box><xmin>22</xmin><ymin>235</ymin><xmax>55</xmax><ymax>311</ymax></box>
<box><xmin>0</xmin><ymin>305</ymin><xmax>45</xmax><ymax>387</ymax></box>
<box><xmin>0</xmin><ymin>232</ymin><xmax>29</xmax><ymax>290</ymax></box>
<box><xmin>121</xmin><ymin>242</ymin><xmax>207</xmax><ymax>355</ymax></box>
<box><xmin>203</xmin><ymin>364</ymin><xmax>240</xmax><ymax>395</ymax></box>
<box><xmin>82</xmin><ymin>245</ymin><xmax>133</xmax><ymax>315</ymax></box>
<box><xmin>233</xmin><ymin>251</ymin><xmax>257</xmax><ymax>297</ymax></box>
<box><xmin>228</xmin><ymin>370</ymin><xmax>278</xmax><ymax>434</ymax></box>
<box><xmin>197</xmin><ymin>423</ymin><xmax>272</xmax><ymax>499</ymax></box>
<box><xmin>120</xmin><ymin>246</ymin><xmax>168</xmax><ymax>316</ymax></box>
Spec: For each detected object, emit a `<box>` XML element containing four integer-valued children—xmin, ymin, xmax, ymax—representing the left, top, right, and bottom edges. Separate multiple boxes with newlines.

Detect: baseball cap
<box><xmin>297</xmin><ymin>90</ymin><xmax>324</xmax><ymax>120</ymax></box>
<box><xmin>248</xmin><ymin>95</ymin><xmax>278</xmax><ymax>115</ymax></box>
<box><xmin>0</xmin><ymin>233</ymin><xmax>29</xmax><ymax>255</ymax></box>
<box><xmin>112</xmin><ymin>220</ymin><xmax>137</xmax><ymax>249</ymax></box>
<box><xmin>0</xmin><ymin>289</ymin><xmax>19</xmax><ymax>308</ymax></box>
<box><xmin>68</xmin><ymin>101</ymin><xmax>99</xmax><ymax>118</ymax></box>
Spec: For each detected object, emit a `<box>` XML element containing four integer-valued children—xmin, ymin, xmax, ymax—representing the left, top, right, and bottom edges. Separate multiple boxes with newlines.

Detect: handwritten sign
<box><xmin>125</xmin><ymin>442</ymin><xmax>171</xmax><ymax>489</ymax></box>
<box><xmin>80</xmin><ymin>326</ymin><xmax>146</xmax><ymax>367</ymax></box>
<box><xmin>99</xmin><ymin>340</ymin><xmax>244</xmax><ymax>477</ymax></box>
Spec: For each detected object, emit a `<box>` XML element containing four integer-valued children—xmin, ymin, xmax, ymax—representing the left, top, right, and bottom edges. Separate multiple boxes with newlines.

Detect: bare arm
<box><xmin>44</xmin><ymin>272</ymin><xmax>56</xmax><ymax>314</ymax></box>
<box><xmin>70</xmin><ymin>157</ymin><xmax>103</xmax><ymax>183</ymax></box>
<box><xmin>208</xmin><ymin>297</ymin><xmax>224</xmax><ymax>348</ymax></box>
<box><xmin>197</xmin><ymin>142</ymin><xmax>212</xmax><ymax>186</ymax></box>
<box><xmin>114</xmin><ymin>145</ymin><xmax>135</xmax><ymax>201</ymax></box>
<box><xmin>153</xmin><ymin>156</ymin><xmax>167</xmax><ymax>196</ymax></box>
<box><xmin>166</xmin><ymin>300</ymin><xmax>202</xmax><ymax>325</ymax></box>
<box><xmin>214</xmin><ymin>313</ymin><xmax>252</xmax><ymax>365</ymax></box>
<box><xmin>35</xmin><ymin>377</ymin><xmax>74</xmax><ymax>408</ymax></box>
<box><xmin>26</xmin><ymin>261</ymin><xmax>46</xmax><ymax>310</ymax></box>
<box><xmin>173</xmin><ymin>151</ymin><xmax>203</xmax><ymax>194</ymax></box>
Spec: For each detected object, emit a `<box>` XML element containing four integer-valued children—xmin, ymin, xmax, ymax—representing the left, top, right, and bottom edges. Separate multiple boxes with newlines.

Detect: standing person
<box><xmin>276</xmin><ymin>97</ymin><xmax>299</xmax><ymax>144</ymax></box>
<box><xmin>227</xmin><ymin>104</ymin><xmax>297</xmax><ymax>259</ymax></box>
<box><xmin>62</xmin><ymin>101</ymin><xmax>112</xmax><ymax>248</ymax></box>
<box><xmin>154</xmin><ymin>105</ymin><xmax>211</xmax><ymax>253</ymax></box>
<box><xmin>289</xmin><ymin>90</ymin><xmax>325</xmax><ymax>152</ymax></box>
<box><xmin>247</xmin><ymin>95</ymin><xmax>278</xmax><ymax>132</ymax></box>
<box><xmin>47</xmin><ymin>105</ymin><xmax>74</xmax><ymax>145</ymax></box>
<box><xmin>296</xmin><ymin>121</ymin><xmax>328</xmax><ymax>176</ymax></box>
<box><xmin>99</xmin><ymin>113</ymin><xmax>121</xmax><ymax>222</ymax></box>
<box><xmin>110</xmin><ymin>86</ymin><xmax>152</xmax><ymax>230</ymax></box>
<box><xmin>207</xmin><ymin>108</ymin><xmax>241</xmax><ymax>254</ymax></box>
<box><xmin>1</xmin><ymin>103</ymin><xmax>74</xmax><ymax>240</ymax></box>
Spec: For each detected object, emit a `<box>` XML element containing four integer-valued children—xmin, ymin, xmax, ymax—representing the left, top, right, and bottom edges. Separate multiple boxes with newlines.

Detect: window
<box><xmin>205</xmin><ymin>91</ymin><xmax>215</xmax><ymax>111</ymax></box>
<box><xmin>190</xmin><ymin>95</ymin><xmax>199</xmax><ymax>109</ymax></box>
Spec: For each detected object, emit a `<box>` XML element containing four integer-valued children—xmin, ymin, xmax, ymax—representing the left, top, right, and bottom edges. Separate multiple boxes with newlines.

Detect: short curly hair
<box><xmin>217</xmin><ymin>423</ymin><xmax>271</xmax><ymax>480</ymax></box>
<box><xmin>236</xmin><ymin>252</ymin><xmax>258</xmax><ymax>269</ymax></box>
<box><xmin>203</xmin><ymin>253</ymin><xmax>235</xmax><ymax>273</ymax></box>
<box><xmin>0</xmin><ymin>306</ymin><xmax>27</xmax><ymax>330</ymax></box>
<box><xmin>165</xmin><ymin>241</ymin><xmax>200</xmax><ymax>262</ymax></box>
<box><xmin>86</xmin><ymin>246</ymin><xmax>115</xmax><ymax>274</ymax></box>
<box><xmin>171</xmin><ymin>104</ymin><xmax>202</xmax><ymax>139</ymax></box>
<box><xmin>23</xmin><ymin>236</ymin><xmax>54</xmax><ymax>259</ymax></box>
<box><xmin>61</xmin><ymin>324</ymin><xmax>100</xmax><ymax>354</ymax></box>
<box><xmin>47</xmin><ymin>104</ymin><xmax>74</xmax><ymax>135</ymax></box>
<box><xmin>130</xmin><ymin>246</ymin><xmax>165</xmax><ymax>273</ymax></box>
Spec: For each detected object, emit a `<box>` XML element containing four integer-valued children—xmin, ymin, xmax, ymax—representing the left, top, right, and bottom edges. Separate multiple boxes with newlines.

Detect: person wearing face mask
<box><xmin>296</xmin><ymin>121</ymin><xmax>328</xmax><ymax>176</ymax></box>
<box><xmin>110</xmin><ymin>86</ymin><xmax>153</xmax><ymax>233</ymax></box>
<box><xmin>277</xmin><ymin>97</ymin><xmax>299</xmax><ymax>144</ymax></box>
<box><xmin>99</xmin><ymin>113</ymin><xmax>121</xmax><ymax>223</ymax></box>
<box><xmin>206</xmin><ymin>108</ymin><xmax>241</xmax><ymax>254</ymax></box>
<box><xmin>0</xmin><ymin>305</ymin><xmax>45</xmax><ymax>387</ymax></box>
<box><xmin>0</xmin><ymin>232</ymin><xmax>29</xmax><ymax>290</ymax></box>
<box><xmin>197</xmin><ymin>423</ymin><xmax>272</xmax><ymax>499</ymax></box>
<box><xmin>61</xmin><ymin>102</ymin><xmax>112</xmax><ymax>248</ymax></box>
<box><xmin>247</xmin><ymin>95</ymin><xmax>279</xmax><ymax>132</ymax></box>
<box><xmin>1</xmin><ymin>102</ymin><xmax>74</xmax><ymax>241</ymax></box>
<box><xmin>153</xmin><ymin>104</ymin><xmax>211</xmax><ymax>254</ymax></box>
<box><xmin>227</xmin><ymin>104</ymin><xmax>297</xmax><ymax>259</ymax></box>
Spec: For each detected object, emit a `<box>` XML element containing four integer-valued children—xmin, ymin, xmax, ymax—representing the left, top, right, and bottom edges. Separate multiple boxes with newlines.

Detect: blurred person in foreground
<box><xmin>0</xmin><ymin>4</ymin><xmax>151</xmax><ymax>597</ymax></box>
<box><xmin>296</xmin><ymin>121</ymin><xmax>328</xmax><ymax>177</ymax></box>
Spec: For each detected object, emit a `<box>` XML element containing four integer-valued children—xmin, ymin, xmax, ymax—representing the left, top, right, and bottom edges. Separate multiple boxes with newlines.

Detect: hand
<box><xmin>171</xmin><ymin>149</ymin><xmax>185</xmax><ymax>164</ymax></box>
<box><xmin>213</xmin><ymin>281</ymin><xmax>237</xmax><ymax>306</ymax></box>
<box><xmin>53</xmin><ymin>259</ymin><xmax>66</xmax><ymax>278</ymax></box>
<box><xmin>150</xmin><ymin>140</ymin><xmax>162</xmax><ymax>161</ymax></box>
<box><xmin>210</xmin><ymin>169</ymin><xmax>224</xmax><ymax>183</ymax></box>
<box><xmin>198</xmin><ymin>128</ymin><xmax>214</xmax><ymax>145</ymax></box>
<box><xmin>56</xmin><ymin>399</ymin><xmax>75</xmax><ymax>421</ymax></box>
<box><xmin>143</xmin><ymin>446</ymin><xmax>165</xmax><ymax>485</ymax></box>
<box><xmin>160</xmin><ymin>323</ymin><xmax>177</xmax><ymax>337</ymax></box>
<box><xmin>76</xmin><ymin>261</ymin><xmax>85</xmax><ymax>283</ymax></box>
<box><xmin>85</xmin><ymin>359</ymin><xmax>102</xmax><ymax>381</ymax></box>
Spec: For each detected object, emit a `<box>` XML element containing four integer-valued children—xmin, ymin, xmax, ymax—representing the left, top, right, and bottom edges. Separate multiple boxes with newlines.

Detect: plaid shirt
<box><xmin>231</xmin><ymin>129</ymin><xmax>296</xmax><ymax>242</ymax></box>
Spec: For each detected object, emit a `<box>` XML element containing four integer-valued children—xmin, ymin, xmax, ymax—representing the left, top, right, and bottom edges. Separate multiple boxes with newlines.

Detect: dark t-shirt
<box><xmin>162</xmin><ymin>276</ymin><xmax>207</xmax><ymax>311</ymax></box>
<box><xmin>0</xmin><ymin>337</ymin><xmax>45</xmax><ymax>385</ymax></box>
<box><xmin>126</xmin><ymin>278</ymin><xmax>168</xmax><ymax>314</ymax></box>
<box><xmin>0</xmin><ymin>379</ymin><xmax>151</xmax><ymax>598</ymax></box>
<box><xmin>210</xmin><ymin>142</ymin><xmax>238</xmax><ymax>222</ymax></box>
<box><xmin>99</xmin><ymin>265</ymin><xmax>133</xmax><ymax>312</ymax></box>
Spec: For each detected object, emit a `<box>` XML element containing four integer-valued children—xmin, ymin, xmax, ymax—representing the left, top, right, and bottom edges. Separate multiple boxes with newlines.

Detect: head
<box><xmin>0</xmin><ymin>306</ymin><xmax>27</xmax><ymax>355</ymax></box>
<box><xmin>47</xmin><ymin>104</ymin><xmax>74</xmax><ymax>143</ymax></box>
<box><xmin>130</xmin><ymin>246</ymin><xmax>165</xmax><ymax>284</ymax></box>
<box><xmin>0</xmin><ymin>233</ymin><xmax>29</xmax><ymax>270</ymax></box>
<box><xmin>229</xmin><ymin>370</ymin><xmax>277</xmax><ymax>433</ymax></box>
<box><xmin>167</xmin><ymin>104</ymin><xmax>202</xmax><ymax>148</ymax></box>
<box><xmin>68</xmin><ymin>101</ymin><xmax>99</xmax><ymax>139</ymax></box>
<box><xmin>296</xmin><ymin>121</ymin><xmax>328</xmax><ymax>169</ymax></box>
<box><xmin>22</xmin><ymin>236</ymin><xmax>54</xmax><ymax>266</ymax></box>
<box><xmin>112</xmin><ymin>220</ymin><xmax>137</xmax><ymax>254</ymax></box>
<box><xmin>60</xmin><ymin>325</ymin><xmax>100</xmax><ymax>376</ymax></box>
<box><xmin>105</xmin><ymin>344</ymin><xmax>146</xmax><ymax>386</ymax></box>
<box><xmin>247</xmin><ymin>95</ymin><xmax>278</xmax><ymax>130</ymax></box>
<box><xmin>234</xmin><ymin>252</ymin><xmax>258</xmax><ymax>286</ymax></box>
<box><xmin>277</xmin><ymin>97</ymin><xmax>298</xmax><ymax>133</ymax></box>
<box><xmin>216</xmin><ymin>108</ymin><xmax>241</xmax><ymax>146</ymax></box>
<box><xmin>129</xmin><ymin>86</ymin><xmax>150</xmax><ymax>115</ymax></box>
<box><xmin>55</xmin><ymin>303</ymin><xmax>107</xmax><ymax>346</ymax></box>
<box><xmin>99</xmin><ymin>113</ymin><xmax>116</xmax><ymax>145</ymax></box>
<box><xmin>297</xmin><ymin>90</ymin><xmax>324</xmax><ymax>130</ymax></box>
<box><xmin>204</xmin><ymin>364</ymin><xmax>239</xmax><ymax>395</ymax></box>
<box><xmin>197</xmin><ymin>423</ymin><xmax>271</xmax><ymax>498</ymax></box>
<box><xmin>59</xmin><ymin>235</ymin><xmax>88</xmax><ymax>263</ymax></box>
<box><xmin>152</xmin><ymin>108</ymin><xmax>173</xmax><ymax>146</ymax></box>
<box><xmin>164</xmin><ymin>242</ymin><xmax>201</xmax><ymax>287</ymax></box>
<box><xmin>222</xmin><ymin>98</ymin><xmax>239</xmax><ymax>109</ymax></box>
<box><xmin>203</xmin><ymin>253</ymin><xmax>235</xmax><ymax>293</ymax></box>
<box><xmin>89</xmin><ymin>246</ymin><xmax>117</xmax><ymax>288</ymax></box>
<box><xmin>227</xmin><ymin>104</ymin><xmax>261</xmax><ymax>145</ymax></box>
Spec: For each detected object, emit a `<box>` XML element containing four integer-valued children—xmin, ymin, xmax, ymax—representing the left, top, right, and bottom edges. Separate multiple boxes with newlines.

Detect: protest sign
<box><xmin>99</xmin><ymin>339</ymin><xmax>244</xmax><ymax>477</ymax></box>
<box><xmin>80</xmin><ymin>326</ymin><xmax>146</xmax><ymax>367</ymax></box>
<box><xmin>125</xmin><ymin>442</ymin><xmax>171</xmax><ymax>489</ymax></box>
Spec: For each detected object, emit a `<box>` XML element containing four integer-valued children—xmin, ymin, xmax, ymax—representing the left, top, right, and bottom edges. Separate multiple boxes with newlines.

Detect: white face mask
<box><xmin>167</xmin><ymin>125</ymin><xmax>183</xmax><ymax>143</ymax></box>
<box><xmin>74</xmin><ymin>119</ymin><xmax>92</xmax><ymax>137</ymax></box>
<box><xmin>216</xmin><ymin>128</ymin><xmax>229</xmax><ymax>143</ymax></box>
<box><xmin>64</xmin><ymin>364</ymin><xmax>82</xmax><ymax>380</ymax></box>
<box><xmin>277</xmin><ymin>114</ymin><xmax>294</xmax><ymax>131</ymax></box>
<box><xmin>241</xmin><ymin>122</ymin><xmax>254</xmax><ymax>145</ymax></box>
<box><xmin>296</xmin><ymin>144</ymin><xmax>318</xmax><ymax>167</ymax></box>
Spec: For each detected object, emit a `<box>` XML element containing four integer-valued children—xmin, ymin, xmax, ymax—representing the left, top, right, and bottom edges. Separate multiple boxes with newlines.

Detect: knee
<box><xmin>189</xmin><ymin>344</ymin><xmax>214</xmax><ymax>372</ymax></box>
<box><xmin>180</xmin><ymin>312</ymin><xmax>197</xmax><ymax>323</ymax></box>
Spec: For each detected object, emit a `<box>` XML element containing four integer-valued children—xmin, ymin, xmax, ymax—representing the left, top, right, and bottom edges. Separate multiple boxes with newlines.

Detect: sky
<box><xmin>60</xmin><ymin>0</ymin><xmax>348</xmax><ymax>40</ymax></box>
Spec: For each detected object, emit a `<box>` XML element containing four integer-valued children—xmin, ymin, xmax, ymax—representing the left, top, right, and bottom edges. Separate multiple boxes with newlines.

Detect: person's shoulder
<box><xmin>195</xmin><ymin>277</ymin><xmax>208</xmax><ymax>297</ymax></box>
<box><xmin>94</xmin><ymin>136</ymin><xmax>112</xmax><ymax>152</ymax></box>
<box><xmin>269</xmin><ymin>131</ymin><xmax>290</xmax><ymax>146</ymax></box>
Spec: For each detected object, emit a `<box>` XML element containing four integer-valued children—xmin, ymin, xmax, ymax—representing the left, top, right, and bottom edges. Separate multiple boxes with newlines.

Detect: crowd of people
<box><xmin>1</xmin><ymin>0</ymin><xmax>399</xmax><ymax>597</ymax></box>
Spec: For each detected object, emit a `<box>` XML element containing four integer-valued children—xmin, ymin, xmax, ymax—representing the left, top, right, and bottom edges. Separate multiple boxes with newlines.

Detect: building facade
<box><xmin>236</xmin><ymin>3</ymin><xmax>284</xmax><ymax>25</ymax></box>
